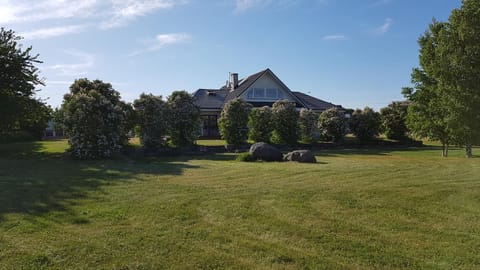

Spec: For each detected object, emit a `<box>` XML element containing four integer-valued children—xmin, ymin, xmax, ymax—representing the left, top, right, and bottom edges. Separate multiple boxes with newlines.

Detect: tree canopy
<box><xmin>405</xmin><ymin>0</ymin><xmax>480</xmax><ymax>157</ymax></box>
<box><xmin>0</xmin><ymin>28</ymin><xmax>50</xmax><ymax>141</ymax></box>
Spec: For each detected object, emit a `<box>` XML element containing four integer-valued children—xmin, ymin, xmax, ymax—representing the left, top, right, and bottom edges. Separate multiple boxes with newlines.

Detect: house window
<box><xmin>246</xmin><ymin>89</ymin><xmax>254</xmax><ymax>99</ymax></box>
<box><xmin>278</xmin><ymin>91</ymin><xmax>284</xmax><ymax>99</ymax></box>
<box><xmin>266</xmin><ymin>88</ymin><xmax>277</xmax><ymax>98</ymax></box>
<box><xmin>254</xmin><ymin>88</ymin><xmax>265</xmax><ymax>98</ymax></box>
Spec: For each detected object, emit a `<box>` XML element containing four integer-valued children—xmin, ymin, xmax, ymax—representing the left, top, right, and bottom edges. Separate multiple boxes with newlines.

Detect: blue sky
<box><xmin>1</xmin><ymin>0</ymin><xmax>461</xmax><ymax>110</ymax></box>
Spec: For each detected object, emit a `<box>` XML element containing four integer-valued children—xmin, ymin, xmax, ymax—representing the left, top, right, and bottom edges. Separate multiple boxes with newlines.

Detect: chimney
<box><xmin>230</xmin><ymin>72</ymin><xmax>238</xmax><ymax>91</ymax></box>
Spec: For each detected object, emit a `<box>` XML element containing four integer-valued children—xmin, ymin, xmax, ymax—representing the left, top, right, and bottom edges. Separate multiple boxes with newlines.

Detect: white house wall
<box><xmin>240</xmin><ymin>73</ymin><xmax>296</xmax><ymax>102</ymax></box>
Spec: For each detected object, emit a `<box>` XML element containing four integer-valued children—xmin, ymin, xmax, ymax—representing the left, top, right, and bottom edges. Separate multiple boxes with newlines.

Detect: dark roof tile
<box><xmin>292</xmin><ymin>92</ymin><xmax>343</xmax><ymax>111</ymax></box>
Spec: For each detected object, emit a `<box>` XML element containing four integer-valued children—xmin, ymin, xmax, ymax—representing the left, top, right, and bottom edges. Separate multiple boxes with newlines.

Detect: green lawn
<box><xmin>1</xmin><ymin>140</ymin><xmax>479</xmax><ymax>269</ymax></box>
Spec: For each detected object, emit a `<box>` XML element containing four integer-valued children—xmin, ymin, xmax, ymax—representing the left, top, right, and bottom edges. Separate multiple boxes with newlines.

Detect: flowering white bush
<box><xmin>318</xmin><ymin>108</ymin><xmax>347</xmax><ymax>142</ymax></box>
<box><xmin>62</xmin><ymin>79</ymin><xmax>128</xmax><ymax>159</ymax></box>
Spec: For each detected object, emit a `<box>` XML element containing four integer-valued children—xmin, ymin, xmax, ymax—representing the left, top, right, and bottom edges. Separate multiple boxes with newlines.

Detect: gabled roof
<box><xmin>192</xmin><ymin>68</ymin><xmax>344</xmax><ymax>112</ymax></box>
<box><xmin>292</xmin><ymin>92</ymin><xmax>344</xmax><ymax>111</ymax></box>
<box><xmin>224</xmin><ymin>69</ymin><xmax>267</xmax><ymax>103</ymax></box>
<box><xmin>224</xmin><ymin>68</ymin><xmax>307</xmax><ymax>107</ymax></box>
<box><xmin>193</xmin><ymin>88</ymin><xmax>229</xmax><ymax>110</ymax></box>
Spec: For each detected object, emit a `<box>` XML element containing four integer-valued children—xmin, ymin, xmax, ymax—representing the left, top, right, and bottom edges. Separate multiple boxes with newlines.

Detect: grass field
<box><xmin>1</xmin><ymin>140</ymin><xmax>479</xmax><ymax>269</ymax></box>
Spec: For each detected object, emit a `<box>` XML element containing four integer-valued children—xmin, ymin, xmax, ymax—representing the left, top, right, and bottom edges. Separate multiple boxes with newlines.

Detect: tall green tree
<box><xmin>218</xmin><ymin>98</ymin><xmax>252</xmax><ymax>146</ymax></box>
<box><xmin>0</xmin><ymin>28</ymin><xmax>50</xmax><ymax>140</ymax></box>
<box><xmin>62</xmin><ymin>79</ymin><xmax>129</xmax><ymax>159</ymax></box>
<box><xmin>271</xmin><ymin>100</ymin><xmax>299</xmax><ymax>145</ymax></box>
<box><xmin>167</xmin><ymin>91</ymin><xmax>201</xmax><ymax>147</ymax></box>
<box><xmin>444</xmin><ymin>0</ymin><xmax>480</xmax><ymax>157</ymax></box>
<box><xmin>406</xmin><ymin>0</ymin><xmax>480</xmax><ymax>157</ymax></box>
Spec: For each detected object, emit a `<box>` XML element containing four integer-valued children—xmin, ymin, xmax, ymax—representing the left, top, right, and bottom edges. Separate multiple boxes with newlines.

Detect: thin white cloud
<box><xmin>1</xmin><ymin>0</ymin><xmax>186</xmax><ymax>32</ymax></box>
<box><xmin>373</xmin><ymin>18</ymin><xmax>393</xmax><ymax>35</ymax></box>
<box><xmin>153</xmin><ymin>33</ymin><xmax>191</xmax><ymax>49</ymax></box>
<box><xmin>323</xmin><ymin>35</ymin><xmax>348</xmax><ymax>41</ymax></box>
<box><xmin>21</xmin><ymin>25</ymin><xmax>88</xmax><ymax>40</ymax></box>
<box><xmin>47</xmin><ymin>50</ymin><xmax>95</xmax><ymax>76</ymax></box>
<box><xmin>100</xmin><ymin>0</ymin><xmax>186</xmax><ymax>29</ymax></box>
<box><xmin>130</xmin><ymin>33</ymin><xmax>191</xmax><ymax>56</ymax></box>
<box><xmin>0</xmin><ymin>0</ymin><xmax>99</xmax><ymax>24</ymax></box>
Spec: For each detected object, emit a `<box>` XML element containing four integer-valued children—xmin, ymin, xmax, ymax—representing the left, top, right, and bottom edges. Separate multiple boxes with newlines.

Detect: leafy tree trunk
<box><xmin>465</xmin><ymin>143</ymin><xmax>472</xmax><ymax>158</ymax></box>
<box><xmin>442</xmin><ymin>143</ymin><xmax>449</xmax><ymax>158</ymax></box>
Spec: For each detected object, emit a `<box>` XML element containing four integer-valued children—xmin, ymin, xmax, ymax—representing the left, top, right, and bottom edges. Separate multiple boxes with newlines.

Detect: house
<box><xmin>193</xmin><ymin>68</ymin><xmax>345</xmax><ymax>137</ymax></box>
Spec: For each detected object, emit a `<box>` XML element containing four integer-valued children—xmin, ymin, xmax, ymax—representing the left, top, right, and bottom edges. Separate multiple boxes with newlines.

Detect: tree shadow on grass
<box><xmin>0</xmin><ymin>146</ymin><xmax>209</xmax><ymax>222</ymax></box>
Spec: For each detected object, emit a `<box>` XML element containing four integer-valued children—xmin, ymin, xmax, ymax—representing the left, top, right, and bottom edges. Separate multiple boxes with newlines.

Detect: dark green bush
<box><xmin>248</xmin><ymin>106</ymin><xmax>273</xmax><ymax>143</ymax></box>
<box><xmin>349</xmin><ymin>107</ymin><xmax>381</xmax><ymax>142</ymax></box>
<box><xmin>218</xmin><ymin>98</ymin><xmax>252</xmax><ymax>146</ymax></box>
<box><xmin>271</xmin><ymin>100</ymin><xmax>299</xmax><ymax>145</ymax></box>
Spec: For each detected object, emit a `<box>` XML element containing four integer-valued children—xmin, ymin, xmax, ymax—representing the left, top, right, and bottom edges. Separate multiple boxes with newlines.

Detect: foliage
<box><xmin>380</xmin><ymin>102</ymin><xmax>409</xmax><ymax>140</ymax></box>
<box><xmin>317</xmin><ymin>108</ymin><xmax>346</xmax><ymax>142</ymax></box>
<box><xmin>62</xmin><ymin>79</ymin><xmax>129</xmax><ymax>159</ymax></box>
<box><xmin>0</xmin><ymin>28</ymin><xmax>50</xmax><ymax>141</ymax></box>
<box><xmin>18</xmin><ymin>99</ymin><xmax>52</xmax><ymax>140</ymax></box>
<box><xmin>406</xmin><ymin>0</ymin><xmax>480</xmax><ymax>157</ymax></box>
<box><xmin>248</xmin><ymin>106</ymin><xmax>273</xmax><ymax>143</ymax></box>
<box><xmin>218</xmin><ymin>98</ymin><xmax>252</xmax><ymax>146</ymax></box>
<box><xmin>133</xmin><ymin>93</ymin><xmax>169</xmax><ymax>150</ymax></box>
<box><xmin>52</xmin><ymin>108</ymin><xmax>66</xmax><ymax>136</ymax></box>
<box><xmin>298</xmin><ymin>109</ymin><xmax>318</xmax><ymax>144</ymax></box>
<box><xmin>349</xmin><ymin>107</ymin><xmax>381</xmax><ymax>142</ymax></box>
<box><xmin>271</xmin><ymin>100</ymin><xmax>299</xmax><ymax>145</ymax></box>
<box><xmin>167</xmin><ymin>91</ymin><xmax>201</xmax><ymax>147</ymax></box>
<box><xmin>236</xmin><ymin>152</ymin><xmax>256</xmax><ymax>162</ymax></box>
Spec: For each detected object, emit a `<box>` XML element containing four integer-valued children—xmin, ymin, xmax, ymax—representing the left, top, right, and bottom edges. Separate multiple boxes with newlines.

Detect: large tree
<box><xmin>0</xmin><ymin>28</ymin><xmax>50</xmax><ymax>140</ymax></box>
<box><xmin>406</xmin><ymin>0</ymin><xmax>480</xmax><ymax>157</ymax></box>
<box><xmin>62</xmin><ymin>79</ymin><xmax>129</xmax><ymax>159</ymax></box>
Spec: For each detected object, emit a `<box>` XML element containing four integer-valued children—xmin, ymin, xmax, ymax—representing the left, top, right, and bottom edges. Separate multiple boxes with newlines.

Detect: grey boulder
<box><xmin>284</xmin><ymin>150</ymin><xmax>317</xmax><ymax>163</ymax></box>
<box><xmin>249</xmin><ymin>142</ymin><xmax>283</xmax><ymax>162</ymax></box>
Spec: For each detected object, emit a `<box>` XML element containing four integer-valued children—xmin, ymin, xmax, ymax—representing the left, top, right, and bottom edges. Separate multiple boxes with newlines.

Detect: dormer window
<box><xmin>254</xmin><ymin>88</ymin><xmax>265</xmax><ymax>98</ymax></box>
<box><xmin>246</xmin><ymin>87</ymin><xmax>283</xmax><ymax>100</ymax></box>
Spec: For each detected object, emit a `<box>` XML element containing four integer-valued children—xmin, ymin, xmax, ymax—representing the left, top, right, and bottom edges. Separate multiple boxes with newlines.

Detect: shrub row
<box><xmin>219</xmin><ymin>99</ymin><xmax>409</xmax><ymax>146</ymax></box>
